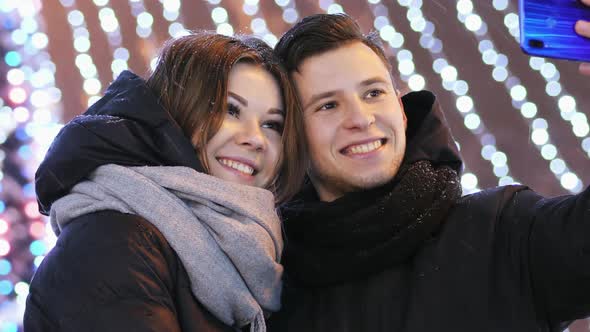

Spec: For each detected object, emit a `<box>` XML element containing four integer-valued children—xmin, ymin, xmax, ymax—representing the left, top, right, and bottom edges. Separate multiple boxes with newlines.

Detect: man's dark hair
<box><xmin>275</xmin><ymin>13</ymin><xmax>392</xmax><ymax>74</ymax></box>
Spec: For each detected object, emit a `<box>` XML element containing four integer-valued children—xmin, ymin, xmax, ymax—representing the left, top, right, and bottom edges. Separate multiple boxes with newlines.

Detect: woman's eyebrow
<box><xmin>228</xmin><ymin>91</ymin><xmax>248</xmax><ymax>106</ymax></box>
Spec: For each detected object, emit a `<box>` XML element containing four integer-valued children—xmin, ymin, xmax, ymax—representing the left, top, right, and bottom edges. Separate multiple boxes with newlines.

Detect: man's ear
<box><xmin>397</xmin><ymin>93</ymin><xmax>408</xmax><ymax>130</ymax></box>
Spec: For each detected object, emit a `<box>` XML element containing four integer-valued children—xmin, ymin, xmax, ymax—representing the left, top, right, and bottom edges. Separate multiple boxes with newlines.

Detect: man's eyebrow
<box><xmin>228</xmin><ymin>92</ymin><xmax>248</xmax><ymax>106</ymax></box>
<box><xmin>304</xmin><ymin>91</ymin><xmax>337</xmax><ymax>110</ymax></box>
<box><xmin>358</xmin><ymin>77</ymin><xmax>388</xmax><ymax>87</ymax></box>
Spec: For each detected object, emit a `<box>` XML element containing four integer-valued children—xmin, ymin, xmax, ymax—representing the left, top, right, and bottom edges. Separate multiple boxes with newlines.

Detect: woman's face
<box><xmin>204</xmin><ymin>62</ymin><xmax>284</xmax><ymax>188</ymax></box>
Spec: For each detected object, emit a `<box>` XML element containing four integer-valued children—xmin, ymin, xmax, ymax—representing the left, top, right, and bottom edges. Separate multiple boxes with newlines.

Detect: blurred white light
<box><xmin>482</xmin><ymin>49</ymin><xmax>497</xmax><ymax>65</ymax></box>
<box><xmin>31</xmin><ymin>33</ymin><xmax>49</xmax><ymax>49</ymax></box>
<box><xmin>478</xmin><ymin>39</ymin><xmax>492</xmax><ymax>52</ymax></box>
<box><xmin>457</xmin><ymin>0</ymin><xmax>473</xmax><ymax>15</ymax></box>
<box><xmin>558</xmin><ymin>95</ymin><xmax>576</xmax><ymax>113</ymax></box>
<box><xmin>540</xmin><ymin>63</ymin><xmax>557</xmax><ymax>79</ymax></box>
<box><xmin>573</xmin><ymin>122</ymin><xmax>590</xmax><ymax>137</ymax></box>
<box><xmin>397</xmin><ymin>49</ymin><xmax>412</xmax><ymax>61</ymax></box>
<box><xmin>532</xmin><ymin>118</ymin><xmax>548</xmax><ymax>130</ymax></box>
<box><xmin>67</xmin><ymin>10</ymin><xmax>84</xmax><ymax>26</ymax></box>
<box><xmin>441</xmin><ymin>66</ymin><xmax>458</xmax><ymax>82</ymax></box>
<box><xmin>398</xmin><ymin>60</ymin><xmax>415</xmax><ymax>75</ymax></box>
<box><xmin>410</xmin><ymin>17</ymin><xmax>426</xmax><ymax>32</ymax></box>
<box><xmin>465</xmin><ymin>14</ymin><xmax>483</xmax><ymax>31</ymax></box>
<box><xmin>374</xmin><ymin>16</ymin><xmax>389</xmax><ymax>30</ymax></box>
<box><xmin>453</xmin><ymin>80</ymin><xmax>469</xmax><ymax>95</ymax></box>
<box><xmin>456</xmin><ymin>95</ymin><xmax>473</xmax><ymax>113</ymax></box>
<box><xmin>275</xmin><ymin>0</ymin><xmax>290</xmax><ymax>6</ymax></box>
<box><xmin>531</xmin><ymin>129</ymin><xmax>549</xmax><ymax>145</ymax></box>
<box><xmin>13</xmin><ymin>106</ymin><xmax>30</xmax><ymax>123</ymax></box>
<box><xmin>217</xmin><ymin>23</ymin><xmax>234</xmax><ymax>36</ymax></box>
<box><xmin>510</xmin><ymin>85</ymin><xmax>527</xmax><ymax>101</ymax></box>
<box><xmin>251</xmin><ymin>18</ymin><xmax>266</xmax><ymax>33</ymax></box>
<box><xmin>327</xmin><ymin>4</ymin><xmax>344</xmax><ymax>14</ymax></box>
<box><xmin>520</xmin><ymin>102</ymin><xmax>537</xmax><ymax>118</ymax></box>
<box><xmin>481</xmin><ymin>145</ymin><xmax>496</xmax><ymax>160</ymax></box>
<box><xmin>499</xmin><ymin>176</ymin><xmax>515</xmax><ymax>186</ymax></box>
<box><xmin>390</xmin><ymin>33</ymin><xmax>405</xmax><ymax>48</ymax></box>
<box><xmin>83</xmin><ymin>78</ymin><xmax>102</xmax><ymax>95</ymax></box>
<box><xmin>461</xmin><ymin>173</ymin><xmax>478</xmax><ymax>190</ymax></box>
<box><xmin>491</xmin><ymin>151</ymin><xmax>507</xmax><ymax>166</ymax></box>
<box><xmin>550</xmin><ymin>159</ymin><xmax>566</xmax><ymax>174</ymax></box>
<box><xmin>492</xmin><ymin>67</ymin><xmax>508</xmax><ymax>81</ymax></box>
<box><xmin>163</xmin><ymin>0</ymin><xmax>181</xmax><ymax>11</ymax></box>
<box><xmin>529</xmin><ymin>57</ymin><xmax>545</xmax><ymax>70</ymax></box>
<box><xmin>73</xmin><ymin>37</ymin><xmax>91</xmax><ymax>52</ymax></box>
<box><xmin>408</xmin><ymin>74</ymin><xmax>425</xmax><ymax>90</ymax></box>
<box><xmin>541</xmin><ymin>144</ymin><xmax>557</xmax><ymax>160</ymax></box>
<box><xmin>7</xmin><ymin>69</ymin><xmax>25</xmax><ymax>85</ymax></box>
<box><xmin>113</xmin><ymin>47</ymin><xmax>129</xmax><ymax>61</ymax></box>
<box><xmin>504</xmin><ymin>13</ymin><xmax>519</xmax><ymax>29</ymax></box>
<box><xmin>432</xmin><ymin>58</ymin><xmax>448</xmax><ymax>73</ymax></box>
<box><xmin>493</xmin><ymin>165</ymin><xmax>509</xmax><ymax>177</ymax></box>
<box><xmin>93</xmin><ymin>0</ymin><xmax>109</xmax><ymax>5</ymax></box>
<box><xmin>282</xmin><ymin>8</ymin><xmax>298</xmax><ymax>23</ymax></box>
<box><xmin>211</xmin><ymin>7</ymin><xmax>228</xmax><ymax>23</ymax></box>
<box><xmin>80</xmin><ymin>64</ymin><xmax>97</xmax><ymax>79</ymax></box>
<box><xmin>493</xmin><ymin>0</ymin><xmax>509</xmax><ymax>10</ymax></box>
<box><xmin>380</xmin><ymin>25</ymin><xmax>396</xmax><ymax>41</ymax></box>
<box><xmin>546</xmin><ymin>81</ymin><xmax>562</xmax><ymax>96</ymax></box>
<box><xmin>560</xmin><ymin>172</ymin><xmax>580</xmax><ymax>190</ymax></box>
<box><xmin>464</xmin><ymin>113</ymin><xmax>481</xmax><ymax>130</ymax></box>
<box><xmin>137</xmin><ymin>12</ymin><xmax>153</xmax><ymax>28</ymax></box>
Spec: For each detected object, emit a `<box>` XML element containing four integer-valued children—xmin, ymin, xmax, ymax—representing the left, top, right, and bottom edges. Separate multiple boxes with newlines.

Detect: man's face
<box><xmin>293</xmin><ymin>41</ymin><xmax>407</xmax><ymax>202</ymax></box>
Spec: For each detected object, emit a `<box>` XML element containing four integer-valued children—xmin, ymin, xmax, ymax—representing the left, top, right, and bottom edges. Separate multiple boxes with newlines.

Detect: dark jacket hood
<box><xmin>35</xmin><ymin>70</ymin><xmax>203</xmax><ymax>215</ymax></box>
<box><xmin>402</xmin><ymin>90</ymin><xmax>462</xmax><ymax>172</ymax></box>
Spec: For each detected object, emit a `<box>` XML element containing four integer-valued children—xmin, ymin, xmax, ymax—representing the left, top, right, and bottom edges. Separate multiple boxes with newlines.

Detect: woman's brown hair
<box><xmin>145</xmin><ymin>31</ymin><xmax>305</xmax><ymax>203</ymax></box>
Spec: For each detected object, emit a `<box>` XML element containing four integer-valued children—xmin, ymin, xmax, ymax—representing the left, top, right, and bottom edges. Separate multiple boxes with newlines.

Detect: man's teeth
<box><xmin>348</xmin><ymin>139</ymin><xmax>382</xmax><ymax>154</ymax></box>
<box><xmin>220</xmin><ymin>159</ymin><xmax>254</xmax><ymax>175</ymax></box>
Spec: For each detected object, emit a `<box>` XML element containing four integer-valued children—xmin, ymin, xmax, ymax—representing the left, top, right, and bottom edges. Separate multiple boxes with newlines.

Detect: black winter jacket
<box><xmin>24</xmin><ymin>71</ymin><xmax>234</xmax><ymax>331</ymax></box>
<box><xmin>268</xmin><ymin>91</ymin><xmax>590</xmax><ymax>332</ymax></box>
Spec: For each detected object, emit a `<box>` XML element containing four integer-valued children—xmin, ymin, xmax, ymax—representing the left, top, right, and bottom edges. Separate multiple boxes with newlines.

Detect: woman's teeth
<box><xmin>219</xmin><ymin>159</ymin><xmax>254</xmax><ymax>175</ymax></box>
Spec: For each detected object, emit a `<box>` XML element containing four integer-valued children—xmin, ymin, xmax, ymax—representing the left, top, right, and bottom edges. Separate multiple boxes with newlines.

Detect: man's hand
<box><xmin>575</xmin><ymin>0</ymin><xmax>590</xmax><ymax>75</ymax></box>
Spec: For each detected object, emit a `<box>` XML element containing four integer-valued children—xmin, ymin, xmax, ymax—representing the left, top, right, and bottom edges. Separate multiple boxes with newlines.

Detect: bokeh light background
<box><xmin>0</xmin><ymin>0</ymin><xmax>589</xmax><ymax>331</ymax></box>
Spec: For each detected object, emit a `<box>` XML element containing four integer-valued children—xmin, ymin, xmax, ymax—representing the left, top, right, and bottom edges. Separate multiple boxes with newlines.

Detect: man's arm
<box><xmin>500</xmin><ymin>187</ymin><xmax>590</xmax><ymax>326</ymax></box>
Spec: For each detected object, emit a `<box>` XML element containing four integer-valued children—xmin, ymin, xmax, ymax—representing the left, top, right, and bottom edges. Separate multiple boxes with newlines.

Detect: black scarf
<box><xmin>280</xmin><ymin>160</ymin><xmax>462</xmax><ymax>287</ymax></box>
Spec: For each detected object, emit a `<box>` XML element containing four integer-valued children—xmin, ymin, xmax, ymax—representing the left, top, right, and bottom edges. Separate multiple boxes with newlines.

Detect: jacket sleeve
<box><xmin>500</xmin><ymin>185</ymin><xmax>590</xmax><ymax>326</ymax></box>
<box><xmin>24</xmin><ymin>211</ymin><xmax>182</xmax><ymax>332</ymax></box>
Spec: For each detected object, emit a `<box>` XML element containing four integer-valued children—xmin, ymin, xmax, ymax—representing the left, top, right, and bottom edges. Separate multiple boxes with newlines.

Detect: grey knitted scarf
<box><xmin>50</xmin><ymin>164</ymin><xmax>284</xmax><ymax>332</ymax></box>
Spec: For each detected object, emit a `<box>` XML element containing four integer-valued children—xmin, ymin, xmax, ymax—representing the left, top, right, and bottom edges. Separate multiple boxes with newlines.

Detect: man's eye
<box><xmin>366</xmin><ymin>89</ymin><xmax>385</xmax><ymax>98</ymax></box>
<box><xmin>318</xmin><ymin>102</ymin><xmax>337</xmax><ymax>111</ymax></box>
<box><xmin>228</xmin><ymin>103</ymin><xmax>240</xmax><ymax>118</ymax></box>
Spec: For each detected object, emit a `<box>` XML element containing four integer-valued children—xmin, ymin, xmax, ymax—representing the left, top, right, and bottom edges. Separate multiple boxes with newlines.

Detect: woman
<box><xmin>24</xmin><ymin>32</ymin><xmax>305</xmax><ymax>332</ymax></box>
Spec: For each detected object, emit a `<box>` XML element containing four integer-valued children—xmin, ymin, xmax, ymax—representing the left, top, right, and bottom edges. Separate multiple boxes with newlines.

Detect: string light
<box><xmin>61</xmin><ymin>0</ymin><xmax>102</xmax><ymax>107</ymax></box>
<box><xmin>366</xmin><ymin>0</ymin><xmax>513</xmax><ymax>193</ymax></box>
<box><xmin>90</xmin><ymin>0</ymin><xmax>129</xmax><ymax>79</ymax></box>
<box><xmin>489</xmin><ymin>1</ymin><xmax>590</xmax><ymax>161</ymax></box>
<box><xmin>455</xmin><ymin>0</ymin><xmax>583</xmax><ymax>193</ymax></box>
<box><xmin>0</xmin><ymin>1</ymin><xmax>63</xmax><ymax>330</ymax></box>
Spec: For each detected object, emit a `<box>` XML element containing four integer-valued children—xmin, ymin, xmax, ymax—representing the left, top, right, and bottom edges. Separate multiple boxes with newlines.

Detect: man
<box><xmin>268</xmin><ymin>12</ymin><xmax>590</xmax><ymax>332</ymax></box>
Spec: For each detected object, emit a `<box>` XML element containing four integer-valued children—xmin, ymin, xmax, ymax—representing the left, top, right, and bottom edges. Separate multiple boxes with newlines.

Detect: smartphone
<box><xmin>519</xmin><ymin>0</ymin><xmax>590</xmax><ymax>62</ymax></box>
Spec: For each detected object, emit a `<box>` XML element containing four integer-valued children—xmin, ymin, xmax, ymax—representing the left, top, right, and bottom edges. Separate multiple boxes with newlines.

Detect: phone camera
<box><xmin>528</xmin><ymin>39</ymin><xmax>545</xmax><ymax>48</ymax></box>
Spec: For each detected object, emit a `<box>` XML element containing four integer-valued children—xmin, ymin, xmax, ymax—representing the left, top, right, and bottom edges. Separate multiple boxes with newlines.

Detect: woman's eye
<box><xmin>318</xmin><ymin>102</ymin><xmax>337</xmax><ymax>111</ymax></box>
<box><xmin>262</xmin><ymin>121</ymin><xmax>284</xmax><ymax>134</ymax></box>
<box><xmin>227</xmin><ymin>103</ymin><xmax>240</xmax><ymax>118</ymax></box>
